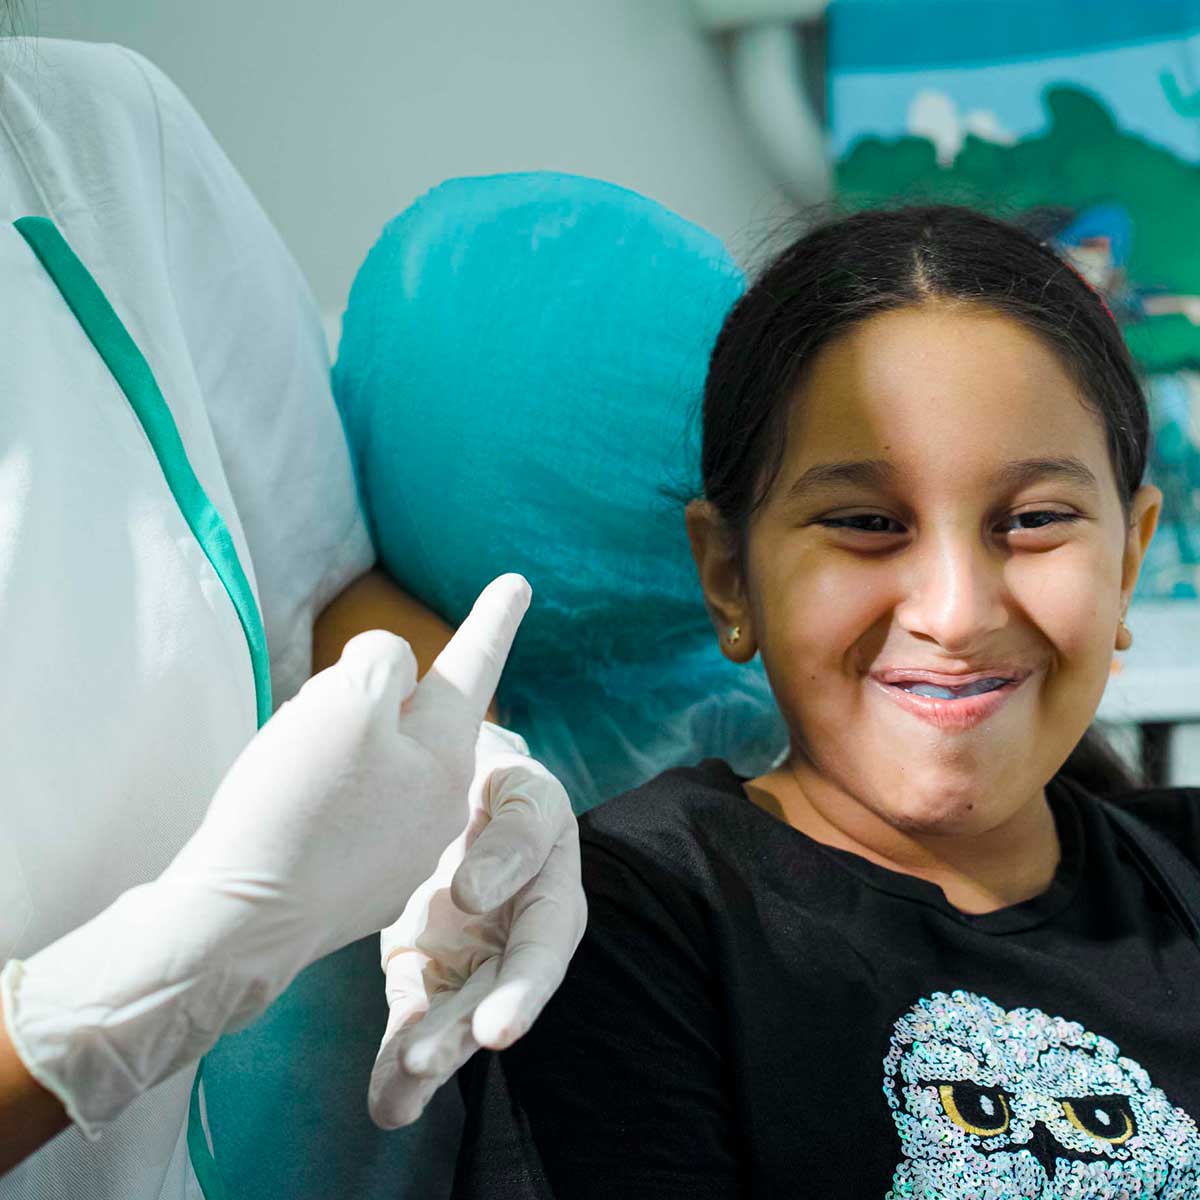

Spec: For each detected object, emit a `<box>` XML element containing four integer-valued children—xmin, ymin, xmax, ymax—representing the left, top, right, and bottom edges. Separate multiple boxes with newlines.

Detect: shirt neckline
<box><xmin>723</xmin><ymin>764</ymin><xmax>1086</xmax><ymax>934</ymax></box>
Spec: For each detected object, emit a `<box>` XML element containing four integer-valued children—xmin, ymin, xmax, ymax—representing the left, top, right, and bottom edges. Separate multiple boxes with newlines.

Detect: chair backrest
<box><xmin>334</xmin><ymin>171</ymin><xmax>788</xmax><ymax>811</ymax></box>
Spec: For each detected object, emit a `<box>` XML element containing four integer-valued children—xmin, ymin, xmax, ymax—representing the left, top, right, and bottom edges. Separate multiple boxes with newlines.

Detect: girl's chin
<box><xmin>796</xmin><ymin>755</ymin><xmax>1016</xmax><ymax>837</ymax></box>
<box><xmin>854</xmin><ymin>762</ymin><xmax>1012</xmax><ymax>834</ymax></box>
<box><xmin>870</xmin><ymin>772</ymin><xmax>1031</xmax><ymax>836</ymax></box>
<box><xmin>883</xmin><ymin>799</ymin><xmax>995</xmax><ymax>837</ymax></box>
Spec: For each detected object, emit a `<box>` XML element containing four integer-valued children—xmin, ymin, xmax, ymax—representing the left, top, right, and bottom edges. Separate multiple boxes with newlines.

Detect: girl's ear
<box><xmin>685</xmin><ymin>500</ymin><xmax>758</xmax><ymax>662</ymax></box>
<box><xmin>1119</xmin><ymin>484</ymin><xmax>1162</xmax><ymax>606</ymax></box>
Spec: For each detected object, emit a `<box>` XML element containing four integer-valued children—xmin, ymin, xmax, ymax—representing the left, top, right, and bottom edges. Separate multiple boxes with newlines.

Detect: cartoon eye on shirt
<box><xmin>1060</xmin><ymin>1095</ymin><xmax>1136</xmax><ymax>1146</ymax></box>
<box><xmin>883</xmin><ymin>991</ymin><xmax>1200</xmax><ymax>1198</ymax></box>
<box><xmin>936</xmin><ymin>1081</ymin><xmax>1012</xmax><ymax>1137</ymax></box>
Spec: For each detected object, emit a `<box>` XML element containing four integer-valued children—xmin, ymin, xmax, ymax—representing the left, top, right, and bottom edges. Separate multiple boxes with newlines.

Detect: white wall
<box><xmin>29</xmin><ymin>0</ymin><xmax>791</xmax><ymax>328</ymax></box>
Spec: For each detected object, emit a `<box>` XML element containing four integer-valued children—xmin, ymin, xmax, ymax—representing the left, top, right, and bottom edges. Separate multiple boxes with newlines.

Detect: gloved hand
<box><xmin>0</xmin><ymin>575</ymin><xmax>530</xmax><ymax>1137</ymax></box>
<box><xmin>368</xmin><ymin>722</ymin><xmax>585</xmax><ymax>1128</ymax></box>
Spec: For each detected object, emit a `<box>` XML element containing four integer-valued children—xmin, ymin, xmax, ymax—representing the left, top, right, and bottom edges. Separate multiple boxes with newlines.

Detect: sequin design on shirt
<box><xmin>883</xmin><ymin>991</ymin><xmax>1200</xmax><ymax>1198</ymax></box>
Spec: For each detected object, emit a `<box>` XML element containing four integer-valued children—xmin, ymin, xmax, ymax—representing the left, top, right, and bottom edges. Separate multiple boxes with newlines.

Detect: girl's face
<box><xmin>690</xmin><ymin>304</ymin><xmax>1160</xmax><ymax>836</ymax></box>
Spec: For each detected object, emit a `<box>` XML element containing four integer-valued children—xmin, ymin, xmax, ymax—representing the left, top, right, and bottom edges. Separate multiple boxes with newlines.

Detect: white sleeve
<box><xmin>120</xmin><ymin>47</ymin><xmax>375</xmax><ymax>706</ymax></box>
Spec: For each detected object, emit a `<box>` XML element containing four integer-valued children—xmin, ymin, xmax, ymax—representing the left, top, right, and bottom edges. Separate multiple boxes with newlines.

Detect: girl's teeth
<box><xmin>902</xmin><ymin>678</ymin><xmax>1009</xmax><ymax>701</ymax></box>
<box><xmin>958</xmin><ymin>677</ymin><xmax>1009</xmax><ymax>698</ymax></box>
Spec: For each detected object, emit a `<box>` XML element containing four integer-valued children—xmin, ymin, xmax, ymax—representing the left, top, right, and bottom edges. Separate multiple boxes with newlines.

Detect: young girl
<box><xmin>452</xmin><ymin>206</ymin><xmax>1200</xmax><ymax>1199</ymax></box>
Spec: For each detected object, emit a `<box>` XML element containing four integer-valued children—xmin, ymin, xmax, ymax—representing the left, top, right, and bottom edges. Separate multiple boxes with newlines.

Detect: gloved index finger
<box><xmin>411</xmin><ymin>574</ymin><xmax>531</xmax><ymax>725</ymax></box>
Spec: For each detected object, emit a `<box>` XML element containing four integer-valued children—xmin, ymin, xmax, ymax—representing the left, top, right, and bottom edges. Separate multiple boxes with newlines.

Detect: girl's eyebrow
<box><xmin>784</xmin><ymin>456</ymin><xmax>1099</xmax><ymax>503</ymax></box>
<box><xmin>993</xmin><ymin>456</ymin><xmax>1099</xmax><ymax>492</ymax></box>
<box><xmin>783</xmin><ymin>459</ymin><xmax>897</xmax><ymax>501</ymax></box>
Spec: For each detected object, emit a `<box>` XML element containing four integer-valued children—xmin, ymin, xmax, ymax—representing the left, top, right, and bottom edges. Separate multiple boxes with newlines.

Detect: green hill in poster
<box><xmin>836</xmin><ymin>86</ymin><xmax>1200</xmax><ymax>374</ymax></box>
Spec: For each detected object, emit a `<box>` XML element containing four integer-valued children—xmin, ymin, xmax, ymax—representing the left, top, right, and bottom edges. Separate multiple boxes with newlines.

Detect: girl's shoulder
<box><xmin>581</xmin><ymin>757</ymin><xmax>745</xmax><ymax>830</ymax></box>
<box><xmin>575</xmin><ymin>759</ymin><xmax>841</xmax><ymax>923</ymax></box>
<box><xmin>1111</xmin><ymin>786</ymin><xmax>1200</xmax><ymax>870</ymax></box>
<box><xmin>577</xmin><ymin>758</ymin><xmax>765</xmax><ymax>869</ymax></box>
<box><xmin>576</xmin><ymin>758</ymin><xmax>776</xmax><ymax>910</ymax></box>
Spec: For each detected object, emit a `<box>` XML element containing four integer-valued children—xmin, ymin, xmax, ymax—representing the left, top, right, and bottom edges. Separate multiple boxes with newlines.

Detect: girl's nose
<box><xmin>893</xmin><ymin>534</ymin><xmax>1009</xmax><ymax>654</ymax></box>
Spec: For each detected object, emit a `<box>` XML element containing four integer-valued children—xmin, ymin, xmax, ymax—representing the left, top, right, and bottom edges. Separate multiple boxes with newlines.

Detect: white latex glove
<box><xmin>368</xmin><ymin>722</ymin><xmax>585</xmax><ymax>1128</ymax></box>
<box><xmin>1</xmin><ymin>575</ymin><xmax>530</xmax><ymax>1137</ymax></box>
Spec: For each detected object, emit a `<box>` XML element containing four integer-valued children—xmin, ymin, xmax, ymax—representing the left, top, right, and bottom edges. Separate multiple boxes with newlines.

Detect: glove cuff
<box><xmin>1</xmin><ymin>875</ymin><xmax>302</xmax><ymax>1135</ymax></box>
<box><xmin>1</xmin><ymin>958</ymin><xmax>98</xmax><ymax>1138</ymax></box>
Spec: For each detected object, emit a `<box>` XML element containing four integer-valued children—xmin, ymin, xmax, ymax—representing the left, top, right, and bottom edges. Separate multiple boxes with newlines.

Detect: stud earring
<box><xmin>1116</xmin><ymin>620</ymin><xmax>1133</xmax><ymax>652</ymax></box>
<box><xmin>727</xmin><ymin>625</ymin><xmax>742</xmax><ymax>646</ymax></box>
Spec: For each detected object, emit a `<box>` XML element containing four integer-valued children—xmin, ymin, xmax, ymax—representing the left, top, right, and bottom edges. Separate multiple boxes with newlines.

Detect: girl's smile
<box><xmin>868</xmin><ymin>668</ymin><xmax>1029</xmax><ymax>733</ymax></box>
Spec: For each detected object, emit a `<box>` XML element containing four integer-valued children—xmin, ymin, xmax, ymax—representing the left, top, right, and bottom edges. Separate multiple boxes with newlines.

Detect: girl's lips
<box><xmin>867</xmin><ymin>674</ymin><xmax>1025</xmax><ymax>732</ymax></box>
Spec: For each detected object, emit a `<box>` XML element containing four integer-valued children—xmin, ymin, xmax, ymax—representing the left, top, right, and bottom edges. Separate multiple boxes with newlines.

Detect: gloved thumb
<box><xmin>336</xmin><ymin>629</ymin><xmax>420</xmax><ymax>712</ymax></box>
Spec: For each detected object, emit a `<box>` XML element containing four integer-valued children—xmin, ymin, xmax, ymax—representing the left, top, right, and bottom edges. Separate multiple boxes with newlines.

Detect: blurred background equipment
<box><xmin>692</xmin><ymin>0</ymin><xmax>833</xmax><ymax>207</ymax></box>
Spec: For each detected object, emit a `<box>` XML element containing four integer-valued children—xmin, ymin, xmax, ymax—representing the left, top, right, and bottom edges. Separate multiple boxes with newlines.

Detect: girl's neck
<box><xmin>744</xmin><ymin>762</ymin><xmax>1061</xmax><ymax>915</ymax></box>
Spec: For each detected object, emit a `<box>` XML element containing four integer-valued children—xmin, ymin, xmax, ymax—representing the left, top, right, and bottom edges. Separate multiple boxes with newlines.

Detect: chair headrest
<box><xmin>334</xmin><ymin>172</ymin><xmax>786</xmax><ymax>808</ymax></box>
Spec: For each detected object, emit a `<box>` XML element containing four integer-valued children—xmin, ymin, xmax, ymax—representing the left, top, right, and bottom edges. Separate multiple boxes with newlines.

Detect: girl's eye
<box><xmin>816</xmin><ymin>511</ymin><xmax>1081</xmax><ymax>538</ymax></box>
<box><xmin>1001</xmin><ymin>510</ymin><xmax>1082</xmax><ymax>534</ymax></box>
<box><xmin>818</xmin><ymin>514</ymin><xmax>905</xmax><ymax>535</ymax></box>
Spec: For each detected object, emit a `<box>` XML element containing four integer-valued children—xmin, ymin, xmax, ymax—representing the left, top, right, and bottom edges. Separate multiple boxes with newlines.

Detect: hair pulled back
<box><xmin>701</xmin><ymin>205</ymin><xmax>1150</xmax><ymax>794</ymax></box>
<box><xmin>702</xmin><ymin>205</ymin><xmax>1148</xmax><ymax>535</ymax></box>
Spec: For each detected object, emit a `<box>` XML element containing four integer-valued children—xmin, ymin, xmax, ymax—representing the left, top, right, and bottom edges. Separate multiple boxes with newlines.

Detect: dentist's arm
<box><xmin>0</xmin><ymin>563</ymin><xmax>429</xmax><ymax>1172</ymax></box>
<box><xmin>1</xmin><ymin>575</ymin><xmax>529</xmax><ymax>1170</ymax></box>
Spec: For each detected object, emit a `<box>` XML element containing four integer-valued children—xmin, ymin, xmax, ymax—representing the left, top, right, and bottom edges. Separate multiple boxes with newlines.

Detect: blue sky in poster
<box><xmin>829</xmin><ymin>29</ymin><xmax>1200</xmax><ymax>164</ymax></box>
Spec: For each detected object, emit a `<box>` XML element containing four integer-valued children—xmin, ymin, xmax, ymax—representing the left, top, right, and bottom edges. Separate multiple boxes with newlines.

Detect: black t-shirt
<box><xmin>455</xmin><ymin>761</ymin><xmax>1200</xmax><ymax>1199</ymax></box>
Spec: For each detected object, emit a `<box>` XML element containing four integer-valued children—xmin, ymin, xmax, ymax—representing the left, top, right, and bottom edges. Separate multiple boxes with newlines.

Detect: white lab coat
<box><xmin>0</xmin><ymin>38</ymin><xmax>373</xmax><ymax>1199</ymax></box>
